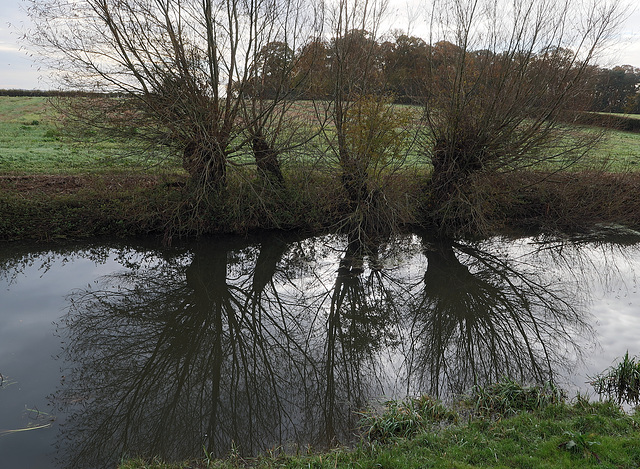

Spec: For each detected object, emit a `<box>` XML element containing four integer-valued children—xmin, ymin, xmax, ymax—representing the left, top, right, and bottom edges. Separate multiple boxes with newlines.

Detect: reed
<box><xmin>590</xmin><ymin>351</ymin><xmax>640</xmax><ymax>405</ymax></box>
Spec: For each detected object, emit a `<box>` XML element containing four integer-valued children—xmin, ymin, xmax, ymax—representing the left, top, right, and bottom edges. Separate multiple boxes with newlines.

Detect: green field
<box><xmin>2</xmin><ymin>96</ymin><xmax>639</xmax><ymax>174</ymax></box>
<box><xmin>596</xmin><ymin>130</ymin><xmax>640</xmax><ymax>168</ymax></box>
<box><xmin>0</xmin><ymin>96</ymin><xmax>180</xmax><ymax>174</ymax></box>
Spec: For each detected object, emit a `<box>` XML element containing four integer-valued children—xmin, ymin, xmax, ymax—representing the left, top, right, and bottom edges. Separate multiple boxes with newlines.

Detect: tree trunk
<box><xmin>339</xmin><ymin>145</ymin><xmax>369</xmax><ymax>206</ymax></box>
<box><xmin>251</xmin><ymin>135</ymin><xmax>285</xmax><ymax>185</ymax></box>
<box><xmin>183</xmin><ymin>142</ymin><xmax>227</xmax><ymax>191</ymax></box>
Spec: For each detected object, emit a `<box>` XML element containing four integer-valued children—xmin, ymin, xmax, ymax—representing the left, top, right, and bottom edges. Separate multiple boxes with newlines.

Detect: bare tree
<box><xmin>418</xmin><ymin>0</ymin><xmax>625</xmax><ymax>236</ymax></box>
<box><xmin>25</xmin><ymin>0</ymin><xmax>316</xmax><ymax>194</ymax></box>
<box><xmin>238</xmin><ymin>0</ymin><xmax>324</xmax><ymax>186</ymax></box>
<box><xmin>311</xmin><ymin>0</ymin><xmax>418</xmax><ymax>243</ymax></box>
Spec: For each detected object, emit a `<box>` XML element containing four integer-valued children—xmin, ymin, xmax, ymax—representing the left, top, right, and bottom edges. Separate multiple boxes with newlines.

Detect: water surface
<box><xmin>1</xmin><ymin>232</ymin><xmax>640</xmax><ymax>468</ymax></box>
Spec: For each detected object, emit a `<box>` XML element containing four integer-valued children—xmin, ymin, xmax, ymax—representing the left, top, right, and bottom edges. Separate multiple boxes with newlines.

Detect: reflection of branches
<box><xmin>0</xmin><ymin>242</ymin><xmax>113</xmax><ymax>285</ymax></box>
<box><xmin>320</xmin><ymin>238</ymin><xmax>410</xmax><ymax>444</ymax></box>
<box><xmin>528</xmin><ymin>231</ymin><xmax>640</xmax><ymax>294</ymax></box>
<box><xmin>54</xmin><ymin>235</ymin><xmax>328</xmax><ymax>468</ymax></box>
<box><xmin>406</xmin><ymin>236</ymin><xmax>594</xmax><ymax>399</ymax></box>
<box><xmin>38</xmin><ymin>231</ymin><xmax>639</xmax><ymax>467</ymax></box>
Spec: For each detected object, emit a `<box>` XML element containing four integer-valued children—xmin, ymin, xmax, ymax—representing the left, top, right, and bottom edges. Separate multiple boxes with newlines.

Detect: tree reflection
<box><xmin>54</xmin><ymin>234</ymin><xmax>399</xmax><ymax>468</ymax></box>
<box><xmin>55</xmin><ymin>235</ymin><xmax>321</xmax><ymax>467</ymax></box>
<box><xmin>320</xmin><ymin>238</ymin><xmax>406</xmax><ymax>445</ymax></box>
<box><xmin>405</xmin><ymin>235</ymin><xmax>593</xmax><ymax>398</ymax></box>
<box><xmin>50</xmin><ymin>232</ymin><xmax>610</xmax><ymax>468</ymax></box>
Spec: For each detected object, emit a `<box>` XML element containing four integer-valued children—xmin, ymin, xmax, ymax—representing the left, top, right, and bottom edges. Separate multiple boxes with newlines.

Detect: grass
<box><xmin>0</xmin><ymin>96</ymin><xmax>179</xmax><ymax>174</ymax></box>
<box><xmin>593</xmin><ymin>130</ymin><xmax>640</xmax><ymax>170</ymax></box>
<box><xmin>591</xmin><ymin>351</ymin><xmax>640</xmax><ymax>406</ymax></box>
<box><xmin>466</xmin><ymin>378</ymin><xmax>566</xmax><ymax>417</ymax></box>
<box><xmin>359</xmin><ymin>395</ymin><xmax>458</xmax><ymax>442</ymax></box>
<box><xmin>1</xmin><ymin>97</ymin><xmax>639</xmax><ymax>174</ymax></box>
<box><xmin>3</xmin><ymin>96</ymin><xmax>640</xmax><ymax>240</ymax></box>
<box><xmin>117</xmin><ymin>378</ymin><xmax>640</xmax><ymax>469</ymax></box>
<box><xmin>1</xmin><ymin>96</ymin><xmax>637</xmax><ymax>176</ymax></box>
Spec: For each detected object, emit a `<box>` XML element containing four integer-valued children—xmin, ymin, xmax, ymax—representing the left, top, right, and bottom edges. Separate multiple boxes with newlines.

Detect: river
<box><xmin>1</xmin><ymin>230</ymin><xmax>639</xmax><ymax>468</ymax></box>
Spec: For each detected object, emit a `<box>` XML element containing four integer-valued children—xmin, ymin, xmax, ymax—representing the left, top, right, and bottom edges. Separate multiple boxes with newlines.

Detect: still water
<box><xmin>1</xmin><ymin>231</ymin><xmax>640</xmax><ymax>468</ymax></box>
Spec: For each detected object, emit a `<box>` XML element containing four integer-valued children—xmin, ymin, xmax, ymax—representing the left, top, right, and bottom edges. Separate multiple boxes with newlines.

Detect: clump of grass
<box><xmin>359</xmin><ymin>395</ymin><xmax>457</xmax><ymax>442</ymax></box>
<box><xmin>590</xmin><ymin>351</ymin><xmax>640</xmax><ymax>406</ymax></box>
<box><xmin>558</xmin><ymin>430</ymin><xmax>602</xmax><ymax>462</ymax></box>
<box><xmin>468</xmin><ymin>378</ymin><xmax>566</xmax><ymax>417</ymax></box>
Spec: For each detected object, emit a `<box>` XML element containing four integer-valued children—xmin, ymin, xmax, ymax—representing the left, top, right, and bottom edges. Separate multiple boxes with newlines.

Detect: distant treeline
<box><xmin>236</xmin><ymin>33</ymin><xmax>640</xmax><ymax>114</ymax></box>
<box><xmin>591</xmin><ymin>66</ymin><xmax>640</xmax><ymax>114</ymax></box>
<box><xmin>3</xmin><ymin>40</ymin><xmax>639</xmax><ymax>115</ymax></box>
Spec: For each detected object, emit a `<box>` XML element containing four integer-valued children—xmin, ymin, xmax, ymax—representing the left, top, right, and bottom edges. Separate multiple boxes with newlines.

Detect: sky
<box><xmin>1</xmin><ymin>0</ymin><xmax>640</xmax><ymax>90</ymax></box>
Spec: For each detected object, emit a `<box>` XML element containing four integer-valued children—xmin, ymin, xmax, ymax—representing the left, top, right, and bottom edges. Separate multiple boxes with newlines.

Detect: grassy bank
<box><xmin>6</xmin><ymin>168</ymin><xmax>640</xmax><ymax>241</ymax></box>
<box><xmin>118</xmin><ymin>381</ymin><xmax>640</xmax><ymax>469</ymax></box>
<box><xmin>3</xmin><ymin>96</ymin><xmax>640</xmax><ymax>241</ymax></box>
<box><xmin>0</xmin><ymin>169</ymin><xmax>377</xmax><ymax>240</ymax></box>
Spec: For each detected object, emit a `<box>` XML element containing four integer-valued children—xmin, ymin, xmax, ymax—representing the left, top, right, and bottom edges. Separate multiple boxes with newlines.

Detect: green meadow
<box><xmin>0</xmin><ymin>96</ymin><xmax>179</xmax><ymax>174</ymax></box>
<box><xmin>2</xmin><ymin>96</ymin><xmax>640</xmax><ymax>174</ymax></box>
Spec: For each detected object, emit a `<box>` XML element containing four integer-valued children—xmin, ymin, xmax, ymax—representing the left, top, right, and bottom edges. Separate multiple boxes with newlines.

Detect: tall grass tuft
<box><xmin>359</xmin><ymin>395</ymin><xmax>457</xmax><ymax>443</ymax></box>
<box><xmin>468</xmin><ymin>378</ymin><xmax>566</xmax><ymax>417</ymax></box>
<box><xmin>590</xmin><ymin>351</ymin><xmax>640</xmax><ymax>405</ymax></box>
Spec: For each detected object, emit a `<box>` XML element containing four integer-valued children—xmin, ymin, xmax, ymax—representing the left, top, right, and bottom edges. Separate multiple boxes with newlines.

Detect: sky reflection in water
<box><xmin>1</xmin><ymin>232</ymin><xmax>639</xmax><ymax>468</ymax></box>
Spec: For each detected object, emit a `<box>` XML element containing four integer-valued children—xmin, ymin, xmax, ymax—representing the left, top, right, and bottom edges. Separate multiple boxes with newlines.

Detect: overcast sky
<box><xmin>1</xmin><ymin>0</ymin><xmax>639</xmax><ymax>90</ymax></box>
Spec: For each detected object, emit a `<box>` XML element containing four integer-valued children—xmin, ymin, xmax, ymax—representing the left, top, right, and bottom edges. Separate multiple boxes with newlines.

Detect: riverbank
<box><xmin>3</xmin><ymin>96</ymin><xmax>640</xmax><ymax>242</ymax></box>
<box><xmin>3</xmin><ymin>169</ymin><xmax>640</xmax><ymax>242</ymax></box>
<box><xmin>118</xmin><ymin>386</ymin><xmax>640</xmax><ymax>469</ymax></box>
<box><xmin>0</xmin><ymin>169</ymin><xmax>361</xmax><ymax>241</ymax></box>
